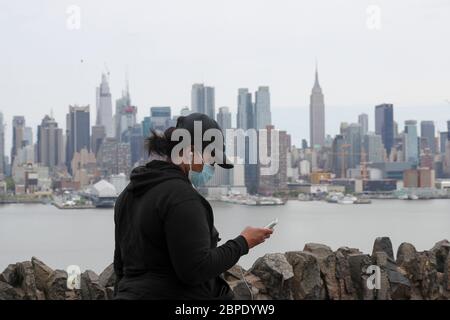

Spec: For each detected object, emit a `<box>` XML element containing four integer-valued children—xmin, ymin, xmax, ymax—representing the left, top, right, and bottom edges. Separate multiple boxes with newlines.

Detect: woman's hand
<box><xmin>240</xmin><ymin>226</ymin><xmax>273</xmax><ymax>249</ymax></box>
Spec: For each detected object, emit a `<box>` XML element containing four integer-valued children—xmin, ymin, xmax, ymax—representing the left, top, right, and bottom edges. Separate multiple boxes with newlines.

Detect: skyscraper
<box><xmin>149</xmin><ymin>107</ymin><xmax>171</xmax><ymax>132</ymax></box>
<box><xmin>255</xmin><ymin>86</ymin><xmax>271</xmax><ymax>130</ymax></box>
<box><xmin>91</xmin><ymin>125</ymin><xmax>106</xmax><ymax>156</ymax></box>
<box><xmin>96</xmin><ymin>73</ymin><xmax>114</xmax><ymax>137</ymax></box>
<box><xmin>237</xmin><ymin>88</ymin><xmax>254</xmax><ymax>130</ymax></box>
<box><xmin>37</xmin><ymin>115</ymin><xmax>64</xmax><ymax>168</ymax></box>
<box><xmin>309</xmin><ymin>65</ymin><xmax>325</xmax><ymax>148</ymax></box>
<box><xmin>420</xmin><ymin>121</ymin><xmax>435</xmax><ymax>154</ymax></box>
<box><xmin>66</xmin><ymin>105</ymin><xmax>90</xmax><ymax>173</ymax></box>
<box><xmin>363</xmin><ymin>133</ymin><xmax>383</xmax><ymax>163</ymax></box>
<box><xmin>191</xmin><ymin>84</ymin><xmax>215</xmax><ymax>119</ymax></box>
<box><xmin>11</xmin><ymin>116</ymin><xmax>26</xmax><ymax>166</ymax></box>
<box><xmin>375</xmin><ymin>104</ymin><xmax>394</xmax><ymax>158</ymax></box>
<box><xmin>217</xmin><ymin>107</ymin><xmax>232</xmax><ymax>131</ymax></box>
<box><xmin>358</xmin><ymin>113</ymin><xmax>369</xmax><ymax>135</ymax></box>
<box><xmin>342</xmin><ymin>123</ymin><xmax>362</xmax><ymax>170</ymax></box>
<box><xmin>115</xmin><ymin>85</ymin><xmax>132</xmax><ymax>140</ymax></box>
<box><xmin>404</xmin><ymin>120</ymin><xmax>419</xmax><ymax>165</ymax></box>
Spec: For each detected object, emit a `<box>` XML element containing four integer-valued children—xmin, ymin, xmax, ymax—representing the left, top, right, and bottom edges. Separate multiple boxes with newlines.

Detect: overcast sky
<box><xmin>1</xmin><ymin>0</ymin><xmax>449</xmax><ymax>151</ymax></box>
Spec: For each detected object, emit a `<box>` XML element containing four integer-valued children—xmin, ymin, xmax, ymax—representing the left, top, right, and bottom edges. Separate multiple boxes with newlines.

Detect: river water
<box><xmin>0</xmin><ymin>200</ymin><xmax>449</xmax><ymax>273</ymax></box>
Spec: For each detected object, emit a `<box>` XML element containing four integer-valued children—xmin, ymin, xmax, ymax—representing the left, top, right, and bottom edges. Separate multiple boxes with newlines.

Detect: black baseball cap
<box><xmin>175</xmin><ymin>113</ymin><xmax>234</xmax><ymax>169</ymax></box>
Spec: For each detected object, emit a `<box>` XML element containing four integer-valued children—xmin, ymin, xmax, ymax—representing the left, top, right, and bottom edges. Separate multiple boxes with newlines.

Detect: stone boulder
<box><xmin>46</xmin><ymin>270</ymin><xmax>68</xmax><ymax>300</ymax></box>
<box><xmin>99</xmin><ymin>263</ymin><xmax>116</xmax><ymax>288</ymax></box>
<box><xmin>285</xmin><ymin>251</ymin><xmax>324</xmax><ymax>300</ymax></box>
<box><xmin>31</xmin><ymin>257</ymin><xmax>53</xmax><ymax>292</ymax></box>
<box><xmin>335</xmin><ymin>247</ymin><xmax>360</xmax><ymax>300</ymax></box>
<box><xmin>348</xmin><ymin>253</ymin><xmax>375</xmax><ymax>300</ymax></box>
<box><xmin>80</xmin><ymin>270</ymin><xmax>106</xmax><ymax>300</ymax></box>
<box><xmin>0</xmin><ymin>264</ymin><xmax>20</xmax><ymax>286</ymax></box>
<box><xmin>15</xmin><ymin>261</ymin><xmax>41</xmax><ymax>300</ymax></box>
<box><xmin>250</xmin><ymin>253</ymin><xmax>294</xmax><ymax>300</ymax></box>
<box><xmin>0</xmin><ymin>281</ymin><xmax>24</xmax><ymax>300</ymax></box>
<box><xmin>372</xmin><ymin>237</ymin><xmax>395</xmax><ymax>261</ymax></box>
<box><xmin>303</xmin><ymin>243</ymin><xmax>340</xmax><ymax>299</ymax></box>
<box><xmin>431</xmin><ymin>240</ymin><xmax>450</xmax><ymax>273</ymax></box>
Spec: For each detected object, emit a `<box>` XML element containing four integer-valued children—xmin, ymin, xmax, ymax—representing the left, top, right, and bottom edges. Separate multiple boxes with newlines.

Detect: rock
<box><xmin>371</xmin><ymin>252</ymin><xmax>392</xmax><ymax>300</ymax></box>
<box><xmin>105</xmin><ymin>286</ymin><xmax>115</xmax><ymax>300</ymax></box>
<box><xmin>335</xmin><ymin>247</ymin><xmax>360</xmax><ymax>300</ymax></box>
<box><xmin>444</xmin><ymin>254</ymin><xmax>450</xmax><ymax>291</ymax></box>
<box><xmin>15</xmin><ymin>261</ymin><xmax>38</xmax><ymax>300</ymax></box>
<box><xmin>250</xmin><ymin>253</ymin><xmax>294</xmax><ymax>300</ymax></box>
<box><xmin>80</xmin><ymin>270</ymin><xmax>106</xmax><ymax>300</ymax></box>
<box><xmin>304</xmin><ymin>243</ymin><xmax>340</xmax><ymax>300</ymax></box>
<box><xmin>99</xmin><ymin>263</ymin><xmax>115</xmax><ymax>288</ymax></box>
<box><xmin>348</xmin><ymin>253</ymin><xmax>375</xmax><ymax>300</ymax></box>
<box><xmin>372</xmin><ymin>237</ymin><xmax>395</xmax><ymax>261</ymax></box>
<box><xmin>46</xmin><ymin>270</ymin><xmax>68</xmax><ymax>300</ymax></box>
<box><xmin>431</xmin><ymin>240</ymin><xmax>450</xmax><ymax>273</ymax></box>
<box><xmin>303</xmin><ymin>243</ymin><xmax>333</xmax><ymax>258</ymax></box>
<box><xmin>0</xmin><ymin>264</ymin><xmax>19</xmax><ymax>286</ymax></box>
<box><xmin>397</xmin><ymin>243</ymin><xmax>424</xmax><ymax>299</ymax></box>
<box><xmin>31</xmin><ymin>257</ymin><xmax>53</xmax><ymax>292</ymax></box>
<box><xmin>416</xmin><ymin>250</ymin><xmax>439</xmax><ymax>299</ymax></box>
<box><xmin>229</xmin><ymin>280</ymin><xmax>258</xmax><ymax>300</ymax></box>
<box><xmin>0</xmin><ymin>281</ymin><xmax>24</xmax><ymax>300</ymax></box>
<box><xmin>285</xmin><ymin>251</ymin><xmax>324</xmax><ymax>300</ymax></box>
<box><xmin>224</xmin><ymin>265</ymin><xmax>245</xmax><ymax>282</ymax></box>
<box><xmin>65</xmin><ymin>290</ymin><xmax>81</xmax><ymax>300</ymax></box>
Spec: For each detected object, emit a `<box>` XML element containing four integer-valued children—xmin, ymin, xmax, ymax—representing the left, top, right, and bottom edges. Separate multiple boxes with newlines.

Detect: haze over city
<box><xmin>1</xmin><ymin>0</ymin><xmax>450</xmax><ymax>152</ymax></box>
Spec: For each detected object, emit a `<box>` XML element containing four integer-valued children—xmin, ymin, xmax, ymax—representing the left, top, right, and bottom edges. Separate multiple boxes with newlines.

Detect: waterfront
<box><xmin>0</xmin><ymin>200</ymin><xmax>449</xmax><ymax>273</ymax></box>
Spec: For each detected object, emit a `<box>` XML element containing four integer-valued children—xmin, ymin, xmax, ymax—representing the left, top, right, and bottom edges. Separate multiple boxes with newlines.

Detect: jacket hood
<box><xmin>126</xmin><ymin>160</ymin><xmax>190</xmax><ymax>196</ymax></box>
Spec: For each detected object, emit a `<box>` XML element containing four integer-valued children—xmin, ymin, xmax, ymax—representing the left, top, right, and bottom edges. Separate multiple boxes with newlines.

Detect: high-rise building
<box><xmin>37</xmin><ymin>115</ymin><xmax>64</xmax><ymax>168</ymax></box>
<box><xmin>331</xmin><ymin>134</ymin><xmax>345</xmax><ymax>177</ymax></box>
<box><xmin>420</xmin><ymin>121</ymin><xmax>435</xmax><ymax>154</ymax></box>
<box><xmin>217</xmin><ymin>107</ymin><xmax>232</xmax><ymax>131</ymax></box>
<box><xmin>115</xmin><ymin>85</ymin><xmax>132</xmax><ymax>140</ymax></box>
<box><xmin>121</xmin><ymin>124</ymin><xmax>144</xmax><ymax>166</ymax></box>
<box><xmin>342</xmin><ymin>123</ymin><xmax>362</xmax><ymax>170</ymax></box>
<box><xmin>255</xmin><ymin>86</ymin><xmax>271</xmax><ymax>130</ymax></box>
<box><xmin>149</xmin><ymin>107</ymin><xmax>171</xmax><ymax>132</ymax></box>
<box><xmin>66</xmin><ymin>105</ymin><xmax>90</xmax><ymax>173</ymax></box>
<box><xmin>142</xmin><ymin>117</ymin><xmax>151</xmax><ymax>138</ymax></box>
<box><xmin>0</xmin><ymin>112</ymin><xmax>5</xmax><ymax>177</ymax></box>
<box><xmin>11</xmin><ymin>116</ymin><xmax>26</xmax><ymax>166</ymax></box>
<box><xmin>97</xmin><ymin>138</ymin><xmax>131</xmax><ymax>177</ymax></box>
<box><xmin>375</xmin><ymin>104</ymin><xmax>394</xmax><ymax>158</ymax></box>
<box><xmin>91</xmin><ymin>125</ymin><xmax>106</xmax><ymax>156</ymax></box>
<box><xmin>309</xmin><ymin>65</ymin><xmax>325</xmax><ymax>148</ymax></box>
<box><xmin>404</xmin><ymin>120</ymin><xmax>419</xmax><ymax>165</ymax></box>
<box><xmin>237</xmin><ymin>88</ymin><xmax>254</xmax><ymax>130</ymax></box>
<box><xmin>440</xmin><ymin>131</ymin><xmax>448</xmax><ymax>154</ymax></box>
<box><xmin>258</xmin><ymin>125</ymin><xmax>288</xmax><ymax>195</ymax></box>
<box><xmin>363</xmin><ymin>133</ymin><xmax>384</xmax><ymax>163</ymax></box>
<box><xmin>358</xmin><ymin>113</ymin><xmax>369</xmax><ymax>135</ymax></box>
<box><xmin>96</xmin><ymin>73</ymin><xmax>114</xmax><ymax>137</ymax></box>
<box><xmin>191</xmin><ymin>84</ymin><xmax>215</xmax><ymax>119</ymax></box>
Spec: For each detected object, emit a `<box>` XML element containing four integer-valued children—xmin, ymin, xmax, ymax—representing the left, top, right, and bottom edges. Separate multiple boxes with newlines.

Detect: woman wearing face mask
<box><xmin>113</xmin><ymin>113</ymin><xmax>273</xmax><ymax>300</ymax></box>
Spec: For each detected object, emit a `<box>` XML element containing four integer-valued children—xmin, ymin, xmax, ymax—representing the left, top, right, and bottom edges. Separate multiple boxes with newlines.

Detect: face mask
<box><xmin>190</xmin><ymin>164</ymin><xmax>215</xmax><ymax>188</ymax></box>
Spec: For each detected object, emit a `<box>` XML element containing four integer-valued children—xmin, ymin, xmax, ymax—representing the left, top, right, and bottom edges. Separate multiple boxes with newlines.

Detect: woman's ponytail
<box><xmin>145</xmin><ymin>127</ymin><xmax>176</xmax><ymax>157</ymax></box>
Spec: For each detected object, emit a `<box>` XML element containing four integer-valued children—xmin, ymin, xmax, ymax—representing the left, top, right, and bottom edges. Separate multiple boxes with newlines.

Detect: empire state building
<box><xmin>309</xmin><ymin>65</ymin><xmax>325</xmax><ymax>148</ymax></box>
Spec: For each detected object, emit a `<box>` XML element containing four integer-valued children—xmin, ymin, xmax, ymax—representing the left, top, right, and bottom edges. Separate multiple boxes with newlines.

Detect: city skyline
<box><xmin>1</xmin><ymin>1</ymin><xmax>450</xmax><ymax>152</ymax></box>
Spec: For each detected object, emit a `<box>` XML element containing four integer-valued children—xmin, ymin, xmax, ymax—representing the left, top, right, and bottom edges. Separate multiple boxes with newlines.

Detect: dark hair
<box><xmin>145</xmin><ymin>127</ymin><xmax>177</xmax><ymax>157</ymax></box>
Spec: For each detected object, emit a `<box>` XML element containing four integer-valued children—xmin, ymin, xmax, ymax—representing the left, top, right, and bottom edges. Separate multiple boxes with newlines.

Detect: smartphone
<box><xmin>264</xmin><ymin>218</ymin><xmax>278</xmax><ymax>230</ymax></box>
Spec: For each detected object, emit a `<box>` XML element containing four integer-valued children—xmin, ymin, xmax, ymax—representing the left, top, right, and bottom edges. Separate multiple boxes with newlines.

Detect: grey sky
<box><xmin>1</xmin><ymin>0</ymin><xmax>449</xmax><ymax>151</ymax></box>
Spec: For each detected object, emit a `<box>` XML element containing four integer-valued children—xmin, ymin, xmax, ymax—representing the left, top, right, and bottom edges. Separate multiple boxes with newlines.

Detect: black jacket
<box><xmin>113</xmin><ymin>160</ymin><xmax>249</xmax><ymax>300</ymax></box>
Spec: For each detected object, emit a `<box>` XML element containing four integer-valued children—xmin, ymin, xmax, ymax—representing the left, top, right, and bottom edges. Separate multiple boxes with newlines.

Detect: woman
<box><xmin>113</xmin><ymin>113</ymin><xmax>273</xmax><ymax>300</ymax></box>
